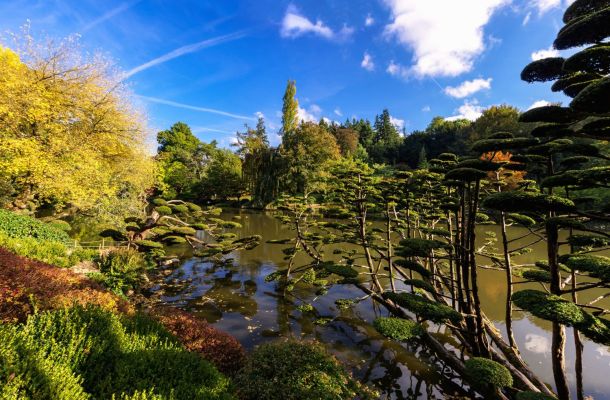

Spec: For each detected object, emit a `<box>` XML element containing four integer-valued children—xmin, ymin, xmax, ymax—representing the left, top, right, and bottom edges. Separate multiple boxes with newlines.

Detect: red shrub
<box><xmin>0</xmin><ymin>247</ymin><xmax>132</xmax><ymax>322</ymax></box>
<box><xmin>151</xmin><ymin>306</ymin><xmax>246</xmax><ymax>375</ymax></box>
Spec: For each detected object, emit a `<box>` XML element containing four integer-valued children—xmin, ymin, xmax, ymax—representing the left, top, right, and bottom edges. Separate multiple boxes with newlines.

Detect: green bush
<box><xmin>96</xmin><ymin>248</ymin><xmax>148</xmax><ymax>295</ymax></box>
<box><xmin>0</xmin><ymin>232</ymin><xmax>94</xmax><ymax>268</ymax></box>
<box><xmin>515</xmin><ymin>391</ymin><xmax>557</xmax><ymax>400</ymax></box>
<box><xmin>465</xmin><ymin>357</ymin><xmax>513</xmax><ymax>389</ymax></box>
<box><xmin>235</xmin><ymin>340</ymin><xmax>376</xmax><ymax>400</ymax></box>
<box><xmin>0</xmin><ymin>209</ymin><xmax>70</xmax><ymax>242</ymax></box>
<box><xmin>373</xmin><ymin>317</ymin><xmax>423</xmax><ymax>341</ymax></box>
<box><xmin>0</xmin><ymin>305</ymin><xmax>232</xmax><ymax>400</ymax></box>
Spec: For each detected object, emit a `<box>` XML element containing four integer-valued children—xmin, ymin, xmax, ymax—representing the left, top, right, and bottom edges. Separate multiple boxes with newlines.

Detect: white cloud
<box><xmin>532</xmin><ymin>0</ymin><xmax>561</xmax><ymax>14</ymax></box>
<box><xmin>334</xmin><ymin>108</ymin><xmax>343</xmax><ymax>117</ymax></box>
<box><xmin>444</xmin><ymin>78</ymin><xmax>492</xmax><ymax>98</ymax></box>
<box><xmin>255</xmin><ymin>111</ymin><xmax>265</xmax><ymax>119</ymax></box>
<box><xmin>386</xmin><ymin>60</ymin><xmax>409</xmax><ymax>78</ymax></box>
<box><xmin>137</xmin><ymin>95</ymin><xmax>256</xmax><ymax>121</ymax></box>
<box><xmin>390</xmin><ymin>116</ymin><xmax>405</xmax><ymax>131</ymax></box>
<box><xmin>297</xmin><ymin>104</ymin><xmax>322</xmax><ymax>123</ymax></box>
<box><xmin>422</xmin><ymin>105</ymin><xmax>431</xmax><ymax>112</ymax></box>
<box><xmin>309</xmin><ymin>104</ymin><xmax>322</xmax><ymax>114</ymax></box>
<box><xmin>525</xmin><ymin>334</ymin><xmax>550</xmax><ymax>355</ymax></box>
<box><xmin>281</xmin><ymin>5</ymin><xmax>353</xmax><ymax>40</ymax></box>
<box><xmin>531</xmin><ymin>46</ymin><xmax>560</xmax><ymax>61</ymax></box>
<box><xmin>365</xmin><ymin>13</ymin><xmax>375</xmax><ymax>26</ymax></box>
<box><xmin>361</xmin><ymin>52</ymin><xmax>375</xmax><ymax>71</ymax></box>
<box><xmin>124</xmin><ymin>31</ymin><xmax>246</xmax><ymax>79</ymax></box>
<box><xmin>382</xmin><ymin>0</ymin><xmax>510</xmax><ymax>77</ymax></box>
<box><xmin>446</xmin><ymin>99</ymin><xmax>484</xmax><ymax>121</ymax></box>
<box><xmin>522</xmin><ymin>11</ymin><xmax>532</xmax><ymax>25</ymax></box>
<box><xmin>528</xmin><ymin>100</ymin><xmax>551</xmax><ymax>110</ymax></box>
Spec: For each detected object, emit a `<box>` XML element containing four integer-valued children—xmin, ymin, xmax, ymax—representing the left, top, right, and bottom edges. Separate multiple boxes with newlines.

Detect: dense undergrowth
<box><xmin>0</xmin><ymin>305</ymin><xmax>233</xmax><ymax>400</ymax></box>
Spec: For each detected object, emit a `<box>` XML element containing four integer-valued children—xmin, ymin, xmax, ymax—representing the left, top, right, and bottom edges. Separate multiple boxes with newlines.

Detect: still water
<box><xmin>150</xmin><ymin>210</ymin><xmax>610</xmax><ymax>399</ymax></box>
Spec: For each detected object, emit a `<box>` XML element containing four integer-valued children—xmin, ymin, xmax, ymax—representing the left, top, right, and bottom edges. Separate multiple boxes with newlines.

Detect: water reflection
<box><xmin>150</xmin><ymin>210</ymin><xmax>610</xmax><ymax>399</ymax></box>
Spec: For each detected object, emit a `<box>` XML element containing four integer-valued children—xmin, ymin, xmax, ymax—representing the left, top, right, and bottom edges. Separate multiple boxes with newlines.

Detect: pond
<box><xmin>149</xmin><ymin>209</ymin><xmax>610</xmax><ymax>399</ymax></box>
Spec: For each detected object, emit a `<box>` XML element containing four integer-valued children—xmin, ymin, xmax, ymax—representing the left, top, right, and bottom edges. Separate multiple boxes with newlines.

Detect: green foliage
<box><xmin>570</xmin><ymin>77</ymin><xmax>610</xmax><ymax>113</ymax></box>
<box><xmin>403</xmin><ymin>279</ymin><xmax>435</xmax><ymax>292</ymax></box>
<box><xmin>383</xmin><ymin>292</ymin><xmax>462</xmax><ymax>324</ymax></box>
<box><xmin>568</xmin><ymin>235</ymin><xmax>609</xmax><ymax>248</ymax></box>
<box><xmin>155</xmin><ymin>206</ymin><xmax>172</xmax><ymax>215</ymax></box>
<box><xmin>465</xmin><ymin>357</ymin><xmax>513</xmax><ymax>389</ymax></box>
<box><xmin>513</xmin><ymin>290</ymin><xmax>585</xmax><ymax>325</ymax></box>
<box><xmin>323</xmin><ymin>263</ymin><xmax>359</xmax><ymax>279</ymax></box>
<box><xmin>521</xmin><ymin>57</ymin><xmax>565</xmax><ymax>83</ymax></box>
<box><xmin>515</xmin><ymin>391</ymin><xmax>557</xmax><ymax>400</ymax></box>
<box><xmin>0</xmin><ymin>231</ymin><xmax>95</xmax><ymax>268</ymax></box>
<box><xmin>235</xmin><ymin>340</ymin><xmax>375</xmax><ymax>400</ymax></box>
<box><xmin>482</xmin><ymin>192</ymin><xmax>575</xmax><ymax>213</ymax></box>
<box><xmin>134</xmin><ymin>240</ymin><xmax>164</xmax><ymax>250</ymax></box>
<box><xmin>397</xmin><ymin>238</ymin><xmax>448</xmax><ymax>257</ymax></box>
<box><xmin>373</xmin><ymin>317</ymin><xmax>423</xmax><ymax>341</ymax></box>
<box><xmin>554</xmin><ymin>7</ymin><xmax>610</xmax><ymax>50</ymax></box>
<box><xmin>564</xmin><ymin>254</ymin><xmax>610</xmax><ymax>280</ymax></box>
<box><xmin>394</xmin><ymin>259</ymin><xmax>431</xmax><ymax>278</ymax></box>
<box><xmin>0</xmin><ymin>305</ymin><xmax>232</xmax><ymax>400</ymax></box>
<box><xmin>96</xmin><ymin>248</ymin><xmax>148</xmax><ymax>295</ymax></box>
<box><xmin>0</xmin><ymin>209</ymin><xmax>70</xmax><ymax>242</ymax></box>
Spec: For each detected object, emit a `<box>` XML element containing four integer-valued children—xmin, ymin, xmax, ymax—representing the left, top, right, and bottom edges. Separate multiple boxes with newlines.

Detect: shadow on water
<box><xmin>149</xmin><ymin>209</ymin><xmax>610</xmax><ymax>400</ymax></box>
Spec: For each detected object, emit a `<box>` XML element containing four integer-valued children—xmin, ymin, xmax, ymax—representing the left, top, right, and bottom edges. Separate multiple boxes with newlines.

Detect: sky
<box><xmin>0</xmin><ymin>0</ymin><xmax>575</xmax><ymax>147</ymax></box>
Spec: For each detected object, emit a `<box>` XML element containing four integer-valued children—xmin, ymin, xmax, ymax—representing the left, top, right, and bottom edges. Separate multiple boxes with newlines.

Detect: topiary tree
<box><xmin>99</xmin><ymin>198</ymin><xmax>259</xmax><ymax>262</ymax></box>
<box><xmin>508</xmin><ymin>7</ymin><xmax>610</xmax><ymax>397</ymax></box>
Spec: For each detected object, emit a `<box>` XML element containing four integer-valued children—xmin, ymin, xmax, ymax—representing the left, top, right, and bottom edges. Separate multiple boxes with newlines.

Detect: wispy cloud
<box><xmin>123</xmin><ymin>31</ymin><xmax>246</xmax><ymax>79</ymax></box>
<box><xmin>137</xmin><ymin>95</ymin><xmax>256</xmax><ymax>121</ymax></box>
<box><xmin>83</xmin><ymin>0</ymin><xmax>141</xmax><ymax>32</ymax></box>
<box><xmin>192</xmin><ymin>126</ymin><xmax>235</xmax><ymax>134</ymax></box>
<box><xmin>280</xmin><ymin>4</ymin><xmax>353</xmax><ymax>41</ymax></box>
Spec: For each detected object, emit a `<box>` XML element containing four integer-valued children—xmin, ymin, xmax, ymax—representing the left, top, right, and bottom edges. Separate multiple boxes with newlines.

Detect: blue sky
<box><xmin>0</xmin><ymin>0</ymin><xmax>573</xmax><ymax>147</ymax></box>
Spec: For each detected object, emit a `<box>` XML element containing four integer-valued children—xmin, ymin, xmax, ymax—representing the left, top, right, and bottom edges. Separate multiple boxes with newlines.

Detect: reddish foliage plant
<box><xmin>151</xmin><ymin>306</ymin><xmax>246</xmax><ymax>375</ymax></box>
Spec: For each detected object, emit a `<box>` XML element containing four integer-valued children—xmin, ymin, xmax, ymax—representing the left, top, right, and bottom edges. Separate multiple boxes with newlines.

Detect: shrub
<box><xmin>235</xmin><ymin>340</ymin><xmax>376</xmax><ymax>400</ymax></box>
<box><xmin>0</xmin><ymin>305</ymin><xmax>232</xmax><ymax>400</ymax></box>
<box><xmin>373</xmin><ymin>317</ymin><xmax>423</xmax><ymax>341</ymax></box>
<box><xmin>0</xmin><ymin>247</ymin><xmax>131</xmax><ymax>323</ymax></box>
<box><xmin>151</xmin><ymin>307</ymin><xmax>246</xmax><ymax>375</ymax></box>
<box><xmin>0</xmin><ymin>232</ymin><xmax>92</xmax><ymax>268</ymax></box>
<box><xmin>96</xmin><ymin>248</ymin><xmax>148</xmax><ymax>295</ymax></box>
<box><xmin>515</xmin><ymin>391</ymin><xmax>557</xmax><ymax>400</ymax></box>
<box><xmin>0</xmin><ymin>209</ymin><xmax>70</xmax><ymax>242</ymax></box>
<box><xmin>465</xmin><ymin>357</ymin><xmax>513</xmax><ymax>389</ymax></box>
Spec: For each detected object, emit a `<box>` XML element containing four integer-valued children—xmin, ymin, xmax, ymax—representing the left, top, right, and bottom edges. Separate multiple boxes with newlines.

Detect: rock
<box><xmin>70</xmin><ymin>260</ymin><xmax>99</xmax><ymax>275</ymax></box>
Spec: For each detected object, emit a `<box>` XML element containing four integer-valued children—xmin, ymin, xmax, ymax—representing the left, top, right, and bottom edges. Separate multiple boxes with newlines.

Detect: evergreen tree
<box><xmin>417</xmin><ymin>146</ymin><xmax>429</xmax><ymax>170</ymax></box>
<box><xmin>281</xmin><ymin>80</ymin><xmax>299</xmax><ymax>135</ymax></box>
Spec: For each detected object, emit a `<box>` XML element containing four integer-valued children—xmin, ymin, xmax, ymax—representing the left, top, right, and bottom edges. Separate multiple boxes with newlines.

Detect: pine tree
<box><xmin>417</xmin><ymin>146</ymin><xmax>429</xmax><ymax>170</ymax></box>
<box><xmin>281</xmin><ymin>80</ymin><xmax>299</xmax><ymax>135</ymax></box>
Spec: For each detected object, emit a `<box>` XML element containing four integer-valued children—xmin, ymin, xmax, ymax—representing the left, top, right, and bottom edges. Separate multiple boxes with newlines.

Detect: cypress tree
<box><xmin>281</xmin><ymin>80</ymin><xmax>299</xmax><ymax>135</ymax></box>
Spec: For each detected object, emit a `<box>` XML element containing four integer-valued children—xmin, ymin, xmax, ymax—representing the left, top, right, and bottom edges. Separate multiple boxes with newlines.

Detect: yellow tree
<box><xmin>0</xmin><ymin>32</ymin><xmax>154</xmax><ymax>219</ymax></box>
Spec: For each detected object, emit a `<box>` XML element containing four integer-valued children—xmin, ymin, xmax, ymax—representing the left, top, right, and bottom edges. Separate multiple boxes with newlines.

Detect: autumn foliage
<box><xmin>151</xmin><ymin>306</ymin><xmax>246</xmax><ymax>375</ymax></box>
<box><xmin>0</xmin><ymin>247</ymin><xmax>131</xmax><ymax>323</ymax></box>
